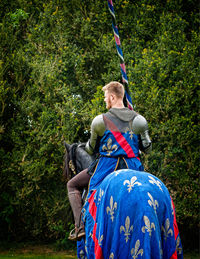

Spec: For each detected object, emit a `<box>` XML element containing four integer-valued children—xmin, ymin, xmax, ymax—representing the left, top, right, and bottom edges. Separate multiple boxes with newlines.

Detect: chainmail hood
<box><xmin>109</xmin><ymin>108</ymin><xmax>137</xmax><ymax>122</ymax></box>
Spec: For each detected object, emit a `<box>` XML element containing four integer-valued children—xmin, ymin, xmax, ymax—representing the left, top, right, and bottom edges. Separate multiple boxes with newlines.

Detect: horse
<box><xmin>63</xmin><ymin>142</ymin><xmax>183</xmax><ymax>259</ymax></box>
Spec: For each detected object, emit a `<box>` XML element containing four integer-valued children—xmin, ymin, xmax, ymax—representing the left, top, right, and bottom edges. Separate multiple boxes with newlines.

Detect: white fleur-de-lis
<box><xmin>97</xmin><ymin>189</ymin><xmax>104</xmax><ymax>205</ymax></box>
<box><xmin>131</xmin><ymin>240</ymin><xmax>143</xmax><ymax>259</ymax></box>
<box><xmin>159</xmin><ymin>240</ymin><xmax>163</xmax><ymax>258</ymax></box>
<box><xmin>106</xmin><ymin>196</ymin><xmax>117</xmax><ymax>222</ymax></box>
<box><xmin>171</xmin><ymin>199</ymin><xmax>174</xmax><ymax>215</ymax></box>
<box><xmin>176</xmin><ymin>236</ymin><xmax>182</xmax><ymax>254</ymax></box>
<box><xmin>142</xmin><ymin>215</ymin><xmax>156</xmax><ymax>236</ymax></box>
<box><xmin>162</xmin><ymin>218</ymin><xmax>173</xmax><ymax>240</ymax></box>
<box><xmin>102</xmin><ymin>138</ymin><xmax>118</xmax><ymax>155</ymax></box>
<box><xmin>120</xmin><ymin>216</ymin><xmax>133</xmax><ymax>243</ymax></box>
<box><xmin>89</xmin><ymin>231</ymin><xmax>93</xmax><ymax>238</ymax></box>
<box><xmin>115</xmin><ymin>170</ymin><xmax>121</xmax><ymax>176</ymax></box>
<box><xmin>79</xmin><ymin>249</ymin><xmax>85</xmax><ymax>259</ymax></box>
<box><xmin>123</xmin><ymin>176</ymin><xmax>142</xmax><ymax>192</ymax></box>
<box><xmin>109</xmin><ymin>252</ymin><xmax>114</xmax><ymax>259</ymax></box>
<box><xmin>147</xmin><ymin>192</ymin><xmax>159</xmax><ymax>213</ymax></box>
<box><xmin>148</xmin><ymin>175</ymin><xmax>163</xmax><ymax>191</ymax></box>
<box><xmin>98</xmin><ymin>232</ymin><xmax>104</xmax><ymax>246</ymax></box>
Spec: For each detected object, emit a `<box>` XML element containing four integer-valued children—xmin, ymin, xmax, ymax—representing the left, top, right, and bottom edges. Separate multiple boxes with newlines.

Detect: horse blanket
<box><xmin>77</xmin><ymin>169</ymin><xmax>183</xmax><ymax>259</ymax></box>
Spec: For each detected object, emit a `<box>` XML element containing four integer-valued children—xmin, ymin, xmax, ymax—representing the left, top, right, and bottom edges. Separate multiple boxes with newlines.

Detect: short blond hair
<box><xmin>102</xmin><ymin>81</ymin><xmax>124</xmax><ymax>99</ymax></box>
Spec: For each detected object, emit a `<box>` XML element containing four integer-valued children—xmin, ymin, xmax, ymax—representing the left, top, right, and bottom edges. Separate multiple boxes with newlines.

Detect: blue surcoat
<box><xmin>88</xmin><ymin>112</ymin><xmax>144</xmax><ymax>192</ymax></box>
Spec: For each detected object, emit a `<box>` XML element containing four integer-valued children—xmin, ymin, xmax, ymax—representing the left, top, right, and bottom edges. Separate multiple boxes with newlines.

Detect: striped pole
<box><xmin>107</xmin><ymin>0</ymin><xmax>133</xmax><ymax>110</ymax></box>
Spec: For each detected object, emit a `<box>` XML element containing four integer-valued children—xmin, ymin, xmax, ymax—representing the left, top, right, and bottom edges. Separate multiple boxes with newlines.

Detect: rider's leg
<box><xmin>67</xmin><ymin>168</ymin><xmax>90</xmax><ymax>240</ymax></box>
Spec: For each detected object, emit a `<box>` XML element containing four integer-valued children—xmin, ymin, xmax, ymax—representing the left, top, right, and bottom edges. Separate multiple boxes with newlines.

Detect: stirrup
<box><xmin>68</xmin><ymin>226</ymin><xmax>85</xmax><ymax>241</ymax></box>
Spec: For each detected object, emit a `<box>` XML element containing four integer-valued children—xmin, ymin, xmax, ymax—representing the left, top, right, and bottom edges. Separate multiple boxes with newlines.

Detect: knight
<box><xmin>67</xmin><ymin>81</ymin><xmax>152</xmax><ymax>241</ymax></box>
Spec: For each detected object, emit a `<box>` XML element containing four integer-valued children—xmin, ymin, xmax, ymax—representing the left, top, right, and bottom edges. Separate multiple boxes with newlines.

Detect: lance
<box><xmin>107</xmin><ymin>0</ymin><xmax>133</xmax><ymax>110</ymax></box>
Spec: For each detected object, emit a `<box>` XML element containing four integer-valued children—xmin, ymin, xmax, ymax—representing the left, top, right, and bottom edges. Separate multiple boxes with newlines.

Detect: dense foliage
<box><xmin>0</xmin><ymin>0</ymin><xmax>199</xmax><ymax>250</ymax></box>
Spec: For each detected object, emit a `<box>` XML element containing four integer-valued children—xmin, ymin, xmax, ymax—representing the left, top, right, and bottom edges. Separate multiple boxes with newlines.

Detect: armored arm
<box><xmin>132</xmin><ymin>115</ymin><xmax>152</xmax><ymax>154</ymax></box>
<box><xmin>85</xmin><ymin>115</ymin><xmax>105</xmax><ymax>155</ymax></box>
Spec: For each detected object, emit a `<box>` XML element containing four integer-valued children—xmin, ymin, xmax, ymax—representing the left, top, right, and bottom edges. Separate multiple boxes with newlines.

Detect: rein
<box><xmin>68</xmin><ymin>143</ymin><xmax>79</xmax><ymax>176</ymax></box>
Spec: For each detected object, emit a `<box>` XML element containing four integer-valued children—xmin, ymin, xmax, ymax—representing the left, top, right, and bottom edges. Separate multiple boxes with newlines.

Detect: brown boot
<box><xmin>68</xmin><ymin>190</ymin><xmax>85</xmax><ymax>241</ymax></box>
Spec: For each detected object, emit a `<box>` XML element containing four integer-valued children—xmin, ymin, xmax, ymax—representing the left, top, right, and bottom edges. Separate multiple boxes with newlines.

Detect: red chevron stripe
<box><xmin>88</xmin><ymin>190</ymin><xmax>104</xmax><ymax>259</ymax></box>
<box><xmin>111</xmin><ymin>130</ymin><xmax>139</xmax><ymax>159</ymax></box>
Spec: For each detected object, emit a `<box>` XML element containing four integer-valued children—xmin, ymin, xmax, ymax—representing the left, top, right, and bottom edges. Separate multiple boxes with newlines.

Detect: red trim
<box><xmin>171</xmin><ymin>198</ymin><xmax>179</xmax><ymax>239</ymax></box>
<box><xmin>170</xmin><ymin>251</ymin><xmax>178</xmax><ymax>259</ymax></box>
<box><xmin>88</xmin><ymin>190</ymin><xmax>97</xmax><ymax>221</ymax></box>
<box><xmin>111</xmin><ymin>130</ymin><xmax>140</xmax><ymax>159</ymax></box>
<box><xmin>88</xmin><ymin>190</ymin><xmax>104</xmax><ymax>259</ymax></box>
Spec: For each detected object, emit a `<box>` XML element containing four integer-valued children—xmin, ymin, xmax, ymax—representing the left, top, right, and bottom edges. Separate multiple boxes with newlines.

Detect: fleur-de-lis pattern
<box><xmin>176</xmin><ymin>236</ymin><xmax>183</xmax><ymax>254</ymax></box>
<box><xmin>159</xmin><ymin>241</ymin><xmax>163</xmax><ymax>258</ymax></box>
<box><xmin>115</xmin><ymin>170</ymin><xmax>122</xmax><ymax>176</ymax></box>
<box><xmin>123</xmin><ymin>176</ymin><xmax>142</xmax><ymax>192</ymax></box>
<box><xmin>125</xmin><ymin>127</ymin><xmax>134</xmax><ymax>139</ymax></box>
<box><xmin>142</xmin><ymin>215</ymin><xmax>156</xmax><ymax>236</ymax></box>
<box><xmin>147</xmin><ymin>192</ymin><xmax>159</xmax><ymax>213</ymax></box>
<box><xmin>82</xmin><ymin>169</ymin><xmax>183</xmax><ymax>259</ymax></box>
<box><xmin>162</xmin><ymin>218</ymin><xmax>173</xmax><ymax>240</ymax></box>
<box><xmin>98</xmin><ymin>232</ymin><xmax>104</xmax><ymax>246</ymax></box>
<box><xmin>79</xmin><ymin>249</ymin><xmax>85</xmax><ymax>259</ymax></box>
<box><xmin>171</xmin><ymin>199</ymin><xmax>174</xmax><ymax>215</ymax></box>
<box><xmin>120</xmin><ymin>216</ymin><xmax>133</xmax><ymax>243</ymax></box>
<box><xmin>97</xmin><ymin>189</ymin><xmax>104</xmax><ymax>205</ymax></box>
<box><xmin>131</xmin><ymin>240</ymin><xmax>144</xmax><ymax>259</ymax></box>
<box><xmin>106</xmin><ymin>196</ymin><xmax>117</xmax><ymax>222</ymax></box>
<box><xmin>102</xmin><ymin>138</ymin><xmax>118</xmax><ymax>156</ymax></box>
<box><xmin>148</xmin><ymin>175</ymin><xmax>163</xmax><ymax>192</ymax></box>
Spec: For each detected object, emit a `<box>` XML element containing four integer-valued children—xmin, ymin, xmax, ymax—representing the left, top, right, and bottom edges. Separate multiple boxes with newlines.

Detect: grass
<box><xmin>0</xmin><ymin>244</ymin><xmax>199</xmax><ymax>259</ymax></box>
<box><xmin>0</xmin><ymin>257</ymin><xmax>75</xmax><ymax>259</ymax></box>
<box><xmin>0</xmin><ymin>244</ymin><xmax>76</xmax><ymax>259</ymax></box>
<box><xmin>0</xmin><ymin>252</ymin><xmax>199</xmax><ymax>259</ymax></box>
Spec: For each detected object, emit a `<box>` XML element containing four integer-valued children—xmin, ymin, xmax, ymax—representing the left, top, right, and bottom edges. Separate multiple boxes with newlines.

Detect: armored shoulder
<box><xmin>91</xmin><ymin>114</ymin><xmax>106</xmax><ymax>136</ymax></box>
<box><xmin>85</xmin><ymin>114</ymin><xmax>105</xmax><ymax>155</ymax></box>
<box><xmin>132</xmin><ymin>114</ymin><xmax>152</xmax><ymax>154</ymax></box>
<box><xmin>132</xmin><ymin>115</ymin><xmax>148</xmax><ymax>134</ymax></box>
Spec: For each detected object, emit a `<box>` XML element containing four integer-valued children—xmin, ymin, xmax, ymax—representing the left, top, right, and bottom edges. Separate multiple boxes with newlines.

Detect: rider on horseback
<box><xmin>67</xmin><ymin>81</ymin><xmax>152</xmax><ymax>241</ymax></box>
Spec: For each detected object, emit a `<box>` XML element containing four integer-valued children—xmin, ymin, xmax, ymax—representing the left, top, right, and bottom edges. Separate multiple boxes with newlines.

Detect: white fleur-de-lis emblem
<box><xmin>115</xmin><ymin>170</ymin><xmax>121</xmax><ymax>176</ymax></box>
<box><xmin>171</xmin><ymin>199</ymin><xmax>174</xmax><ymax>215</ymax></box>
<box><xmin>79</xmin><ymin>249</ymin><xmax>85</xmax><ymax>259</ymax></box>
<box><xmin>85</xmin><ymin>243</ymin><xmax>88</xmax><ymax>254</ymax></box>
<box><xmin>89</xmin><ymin>231</ymin><xmax>93</xmax><ymax>238</ymax></box>
<box><xmin>162</xmin><ymin>218</ymin><xmax>173</xmax><ymax>240</ymax></box>
<box><xmin>125</xmin><ymin>127</ymin><xmax>134</xmax><ymax>140</ymax></box>
<box><xmin>176</xmin><ymin>236</ymin><xmax>182</xmax><ymax>254</ymax></box>
<box><xmin>148</xmin><ymin>176</ymin><xmax>163</xmax><ymax>191</ymax></box>
<box><xmin>106</xmin><ymin>196</ymin><xmax>117</xmax><ymax>222</ymax></box>
<box><xmin>123</xmin><ymin>176</ymin><xmax>142</xmax><ymax>192</ymax></box>
<box><xmin>109</xmin><ymin>252</ymin><xmax>114</xmax><ymax>259</ymax></box>
<box><xmin>159</xmin><ymin>241</ymin><xmax>163</xmax><ymax>258</ymax></box>
<box><xmin>98</xmin><ymin>232</ymin><xmax>104</xmax><ymax>246</ymax></box>
<box><xmin>97</xmin><ymin>189</ymin><xmax>104</xmax><ymax>205</ymax></box>
<box><xmin>102</xmin><ymin>138</ymin><xmax>118</xmax><ymax>156</ymax></box>
<box><xmin>129</xmin><ymin>130</ymin><xmax>134</xmax><ymax>139</ymax></box>
<box><xmin>120</xmin><ymin>216</ymin><xmax>133</xmax><ymax>243</ymax></box>
<box><xmin>147</xmin><ymin>192</ymin><xmax>159</xmax><ymax>213</ymax></box>
<box><xmin>142</xmin><ymin>215</ymin><xmax>156</xmax><ymax>236</ymax></box>
<box><xmin>131</xmin><ymin>240</ymin><xmax>143</xmax><ymax>259</ymax></box>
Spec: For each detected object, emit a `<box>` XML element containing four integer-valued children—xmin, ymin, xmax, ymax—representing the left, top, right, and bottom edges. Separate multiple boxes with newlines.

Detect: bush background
<box><xmin>0</xmin><ymin>0</ymin><xmax>199</xmax><ymax>251</ymax></box>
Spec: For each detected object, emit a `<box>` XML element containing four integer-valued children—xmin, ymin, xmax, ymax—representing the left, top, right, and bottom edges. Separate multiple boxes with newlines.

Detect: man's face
<box><xmin>104</xmin><ymin>90</ymin><xmax>112</xmax><ymax>109</ymax></box>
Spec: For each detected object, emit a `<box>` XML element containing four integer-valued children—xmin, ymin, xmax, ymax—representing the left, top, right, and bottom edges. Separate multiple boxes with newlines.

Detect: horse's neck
<box><xmin>75</xmin><ymin>147</ymin><xmax>94</xmax><ymax>172</ymax></box>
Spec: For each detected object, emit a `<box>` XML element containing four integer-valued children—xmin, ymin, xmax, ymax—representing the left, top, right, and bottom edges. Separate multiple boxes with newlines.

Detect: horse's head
<box><xmin>63</xmin><ymin>141</ymin><xmax>94</xmax><ymax>181</ymax></box>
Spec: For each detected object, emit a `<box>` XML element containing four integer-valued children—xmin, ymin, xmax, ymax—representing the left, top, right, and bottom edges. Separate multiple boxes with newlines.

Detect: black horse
<box><xmin>63</xmin><ymin>142</ymin><xmax>94</xmax><ymax>181</ymax></box>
